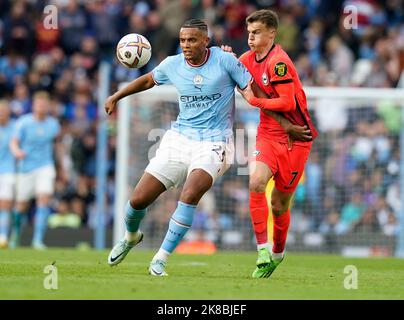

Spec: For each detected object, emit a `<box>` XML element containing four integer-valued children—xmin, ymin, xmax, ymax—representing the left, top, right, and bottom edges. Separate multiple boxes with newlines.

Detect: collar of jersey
<box><xmin>255</xmin><ymin>43</ymin><xmax>276</xmax><ymax>63</ymax></box>
<box><xmin>185</xmin><ymin>48</ymin><xmax>210</xmax><ymax>67</ymax></box>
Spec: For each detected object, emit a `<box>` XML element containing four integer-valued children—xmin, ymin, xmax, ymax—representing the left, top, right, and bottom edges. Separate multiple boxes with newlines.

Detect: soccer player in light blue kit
<box><xmin>0</xmin><ymin>100</ymin><xmax>16</xmax><ymax>248</ymax></box>
<box><xmin>9</xmin><ymin>91</ymin><xmax>61</xmax><ymax>249</ymax></box>
<box><xmin>105</xmin><ymin>19</ymin><xmax>253</xmax><ymax>276</ymax></box>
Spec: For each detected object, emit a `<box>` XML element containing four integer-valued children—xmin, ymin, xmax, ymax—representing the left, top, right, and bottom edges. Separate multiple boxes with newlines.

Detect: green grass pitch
<box><xmin>1</xmin><ymin>248</ymin><xmax>403</xmax><ymax>299</ymax></box>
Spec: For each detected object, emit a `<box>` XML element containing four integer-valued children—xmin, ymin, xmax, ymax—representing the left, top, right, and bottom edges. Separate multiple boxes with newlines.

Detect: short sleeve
<box><xmin>223</xmin><ymin>52</ymin><xmax>252</xmax><ymax>89</ymax></box>
<box><xmin>268</xmin><ymin>56</ymin><xmax>293</xmax><ymax>84</ymax></box>
<box><xmin>151</xmin><ymin>57</ymin><xmax>172</xmax><ymax>85</ymax></box>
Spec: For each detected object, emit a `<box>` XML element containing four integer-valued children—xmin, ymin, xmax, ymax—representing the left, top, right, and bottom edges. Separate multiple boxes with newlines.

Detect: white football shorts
<box><xmin>0</xmin><ymin>173</ymin><xmax>15</xmax><ymax>201</ymax></box>
<box><xmin>145</xmin><ymin>130</ymin><xmax>234</xmax><ymax>189</ymax></box>
<box><xmin>16</xmin><ymin>165</ymin><xmax>56</xmax><ymax>202</ymax></box>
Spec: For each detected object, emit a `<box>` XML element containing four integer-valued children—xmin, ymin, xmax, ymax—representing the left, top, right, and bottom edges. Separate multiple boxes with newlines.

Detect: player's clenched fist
<box><xmin>105</xmin><ymin>95</ymin><xmax>118</xmax><ymax>115</ymax></box>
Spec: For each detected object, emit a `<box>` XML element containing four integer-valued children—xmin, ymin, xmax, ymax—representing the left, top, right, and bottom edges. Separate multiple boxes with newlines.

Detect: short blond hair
<box><xmin>33</xmin><ymin>91</ymin><xmax>51</xmax><ymax>101</ymax></box>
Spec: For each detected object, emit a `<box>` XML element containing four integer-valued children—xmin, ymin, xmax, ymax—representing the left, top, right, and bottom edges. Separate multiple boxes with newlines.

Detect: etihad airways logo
<box><xmin>180</xmin><ymin>93</ymin><xmax>221</xmax><ymax>103</ymax></box>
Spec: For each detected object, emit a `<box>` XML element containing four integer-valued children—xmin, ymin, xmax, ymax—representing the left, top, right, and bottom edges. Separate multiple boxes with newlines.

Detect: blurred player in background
<box><xmin>9</xmin><ymin>91</ymin><xmax>61</xmax><ymax>249</ymax></box>
<box><xmin>236</xmin><ymin>10</ymin><xmax>318</xmax><ymax>278</ymax></box>
<box><xmin>0</xmin><ymin>100</ymin><xmax>15</xmax><ymax>248</ymax></box>
<box><xmin>105</xmin><ymin>19</ymin><xmax>306</xmax><ymax>276</ymax></box>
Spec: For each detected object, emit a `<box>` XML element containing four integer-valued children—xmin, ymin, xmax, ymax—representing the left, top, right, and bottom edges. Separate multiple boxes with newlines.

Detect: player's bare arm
<box><xmin>54</xmin><ymin>133</ymin><xmax>69</xmax><ymax>181</ymax></box>
<box><xmin>9</xmin><ymin>137</ymin><xmax>25</xmax><ymax>160</ymax></box>
<box><xmin>105</xmin><ymin>73</ymin><xmax>155</xmax><ymax>115</ymax></box>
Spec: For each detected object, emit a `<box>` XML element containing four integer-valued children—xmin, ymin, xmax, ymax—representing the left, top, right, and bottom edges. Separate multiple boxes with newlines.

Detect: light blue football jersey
<box><xmin>0</xmin><ymin>120</ymin><xmax>16</xmax><ymax>174</ymax></box>
<box><xmin>152</xmin><ymin>46</ymin><xmax>251</xmax><ymax>142</ymax></box>
<box><xmin>13</xmin><ymin>114</ymin><xmax>60</xmax><ymax>173</ymax></box>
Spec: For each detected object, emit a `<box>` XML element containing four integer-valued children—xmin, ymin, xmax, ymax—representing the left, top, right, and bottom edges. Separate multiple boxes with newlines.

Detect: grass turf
<box><xmin>0</xmin><ymin>248</ymin><xmax>403</xmax><ymax>299</ymax></box>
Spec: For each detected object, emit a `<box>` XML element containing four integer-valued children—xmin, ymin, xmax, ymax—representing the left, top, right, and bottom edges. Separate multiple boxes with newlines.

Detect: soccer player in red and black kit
<box><xmin>236</xmin><ymin>9</ymin><xmax>318</xmax><ymax>278</ymax></box>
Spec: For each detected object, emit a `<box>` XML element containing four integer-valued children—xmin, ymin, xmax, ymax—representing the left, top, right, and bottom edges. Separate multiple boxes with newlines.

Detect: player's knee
<box><xmin>16</xmin><ymin>202</ymin><xmax>29</xmax><ymax>213</ymax></box>
<box><xmin>0</xmin><ymin>200</ymin><xmax>12</xmax><ymax>211</ymax></box>
<box><xmin>179</xmin><ymin>189</ymin><xmax>201</xmax><ymax>206</ymax></box>
<box><xmin>129</xmin><ymin>194</ymin><xmax>149</xmax><ymax>210</ymax></box>
<box><xmin>37</xmin><ymin>195</ymin><xmax>50</xmax><ymax>207</ymax></box>
<box><xmin>271</xmin><ymin>198</ymin><xmax>288</xmax><ymax>216</ymax></box>
<box><xmin>249</xmin><ymin>176</ymin><xmax>267</xmax><ymax>193</ymax></box>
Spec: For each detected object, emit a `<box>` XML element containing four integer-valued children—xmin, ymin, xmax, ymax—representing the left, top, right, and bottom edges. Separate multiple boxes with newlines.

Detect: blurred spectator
<box><xmin>386</xmin><ymin>181</ymin><xmax>401</xmax><ymax>216</ymax></box>
<box><xmin>221</xmin><ymin>0</ymin><xmax>251</xmax><ymax>54</ymax></box>
<box><xmin>375</xmin><ymin>195</ymin><xmax>399</xmax><ymax>236</ymax></box>
<box><xmin>85</xmin><ymin>0</ymin><xmax>121</xmax><ymax>57</ymax></box>
<box><xmin>326</xmin><ymin>34</ymin><xmax>354</xmax><ymax>85</ymax></box>
<box><xmin>0</xmin><ymin>49</ymin><xmax>28</xmax><ymax>93</ymax></box>
<box><xmin>277</xmin><ymin>10</ymin><xmax>299</xmax><ymax>58</ymax></box>
<box><xmin>48</xmin><ymin>198</ymin><xmax>81</xmax><ymax>228</ymax></box>
<box><xmin>2</xmin><ymin>1</ymin><xmax>34</xmax><ymax>57</ymax></box>
<box><xmin>302</xmin><ymin>18</ymin><xmax>323</xmax><ymax>69</ymax></box>
<box><xmin>319</xmin><ymin>211</ymin><xmax>340</xmax><ymax>235</ymax></box>
<box><xmin>9</xmin><ymin>82</ymin><xmax>30</xmax><ymax>117</ymax></box>
<box><xmin>59</xmin><ymin>0</ymin><xmax>87</xmax><ymax>54</ymax></box>
<box><xmin>155</xmin><ymin>0</ymin><xmax>192</xmax><ymax>58</ymax></box>
<box><xmin>71</xmin><ymin>129</ymin><xmax>97</xmax><ymax>178</ymax></box>
<box><xmin>305</xmin><ymin>150</ymin><xmax>322</xmax><ymax>227</ymax></box>
<box><xmin>336</xmin><ymin>191</ymin><xmax>365</xmax><ymax>234</ymax></box>
<box><xmin>353</xmin><ymin>207</ymin><xmax>380</xmax><ymax>233</ymax></box>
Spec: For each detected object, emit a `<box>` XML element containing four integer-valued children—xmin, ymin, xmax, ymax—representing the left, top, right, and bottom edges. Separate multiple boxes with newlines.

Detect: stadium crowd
<box><xmin>0</xmin><ymin>0</ymin><xmax>403</xmax><ymax>246</ymax></box>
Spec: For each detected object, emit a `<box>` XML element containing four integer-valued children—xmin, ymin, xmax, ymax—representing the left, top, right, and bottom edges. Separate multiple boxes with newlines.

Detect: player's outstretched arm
<box><xmin>105</xmin><ymin>72</ymin><xmax>155</xmax><ymax>115</ymax></box>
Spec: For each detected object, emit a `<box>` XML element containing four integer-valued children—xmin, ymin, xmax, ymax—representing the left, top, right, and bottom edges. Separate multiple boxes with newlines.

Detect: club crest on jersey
<box><xmin>274</xmin><ymin>62</ymin><xmax>287</xmax><ymax>77</ymax></box>
<box><xmin>193</xmin><ymin>74</ymin><xmax>203</xmax><ymax>90</ymax></box>
<box><xmin>261</xmin><ymin>72</ymin><xmax>269</xmax><ymax>86</ymax></box>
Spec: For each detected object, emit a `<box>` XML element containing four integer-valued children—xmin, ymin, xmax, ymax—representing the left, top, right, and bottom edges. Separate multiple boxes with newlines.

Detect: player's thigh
<box><xmin>180</xmin><ymin>168</ymin><xmax>213</xmax><ymax>205</ymax></box>
<box><xmin>188</xmin><ymin>138</ymin><xmax>234</xmax><ymax>187</ymax></box>
<box><xmin>249</xmin><ymin>160</ymin><xmax>273</xmax><ymax>192</ymax></box>
<box><xmin>0</xmin><ymin>173</ymin><xmax>15</xmax><ymax>206</ymax></box>
<box><xmin>16</xmin><ymin>172</ymin><xmax>35</xmax><ymax>204</ymax></box>
<box><xmin>130</xmin><ymin>172</ymin><xmax>167</xmax><ymax>209</ymax></box>
<box><xmin>249</xmin><ymin>137</ymin><xmax>276</xmax><ymax>192</ymax></box>
<box><xmin>145</xmin><ymin>130</ymin><xmax>190</xmax><ymax>190</ymax></box>
<box><xmin>274</xmin><ymin>143</ymin><xmax>312</xmax><ymax>194</ymax></box>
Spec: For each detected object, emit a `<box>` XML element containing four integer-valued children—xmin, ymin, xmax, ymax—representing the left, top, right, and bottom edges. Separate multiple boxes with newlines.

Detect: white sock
<box><xmin>257</xmin><ymin>243</ymin><xmax>270</xmax><ymax>251</ymax></box>
<box><xmin>125</xmin><ymin>230</ymin><xmax>141</xmax><ymax>243</ymax></box>
<box><xmin>153</xmin><ymin>248</ymin><xmax>170</xmax><ymax>263</ymax></box>
<box><xmin>272</xmin><ymin>251</ymin><xmax>284</xmax><ymax>261</ymax></box>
